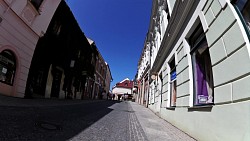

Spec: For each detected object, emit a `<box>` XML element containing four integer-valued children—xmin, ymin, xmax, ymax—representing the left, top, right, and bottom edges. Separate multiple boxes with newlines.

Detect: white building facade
<box><xmin>112</xmin><ymin>78</ymin><xmax>133</xmax><ymax>100</ymax></box>
<box><xmin>0</xmin><ymin>0</ymin><xmax>61</xmax><ymax>97</ymax></box>
<box><xmin>137</xmin><ymin>0</ymin><xmax>250</xmax><ymax>140</ymax></box>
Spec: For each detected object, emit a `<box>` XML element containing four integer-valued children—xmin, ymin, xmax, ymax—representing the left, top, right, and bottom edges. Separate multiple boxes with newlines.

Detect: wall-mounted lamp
<box><xmin>151</xmin><ymin>72</ymin><xmax>158</xmax><ymax>80</ymax></box>
<box><xmin>151</xmin><ymin>74</ymin><xmax>156</xmax><ymax>80</ymax></box>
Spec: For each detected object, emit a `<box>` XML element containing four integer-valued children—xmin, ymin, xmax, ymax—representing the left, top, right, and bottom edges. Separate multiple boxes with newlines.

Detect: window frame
<box><xmin>169</xmin><ymin>57</ymin><xmax>177</xmax><ymax>107</ymax></box>
<box><xmin>232</xmin><ymin>0</ymin><xmax>250</xmax><ymax>39</ymax></box>
<box><xmin>189</xmin><ymin>24</ymin><xmax>214</xmax><ymax>106</ymax></box>
<box><xmin>29</xmin><ymin>0</ymin><xmax>44</xmax><ymax>10</ymax></box>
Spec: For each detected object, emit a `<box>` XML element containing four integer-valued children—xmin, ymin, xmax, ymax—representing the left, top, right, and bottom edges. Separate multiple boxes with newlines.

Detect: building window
<box><xmin>53</xmin><ymin>21</ymin><xmax>62</xmax><ymax>36</ymax></box>
<box><xmin>169</xmin><ymin>57</ymin><xmax>176</xmax><ymax>107</ymax></box>
<box><xmin>100</xmin><ymin>66</ymin><xmax>103</xmax><ymax>74</ymax></box>
<box><xmin>232</xmin><ymin>0</ymin><xmax>250</xmax><ymax>37</ymax></box>
<box><xmin>164</xmin><ymin>4</ymin><xmax>171</xmax><ymax>21</ymax></box>
<box><xmin>0</xmin><ymin>50</ymin><xmax>16</xmax><ymax>85</ymax></box>
<box><xmin>189</xmin><ymin>23</ymin><xmax>214</xmax><ymax>106</ymax></box>
<box><xmin>30</xmin><ymin>0</ymin><xmax>44</xmax><ymax>10</ymax></box>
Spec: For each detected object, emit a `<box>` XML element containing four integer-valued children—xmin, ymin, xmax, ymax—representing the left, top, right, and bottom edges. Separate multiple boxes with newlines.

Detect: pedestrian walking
<box><xmin>101</xmin><ymin>91</ymin><xmax>106</xmax><ymax>100</ymax></box>
<box><xmin>107</xmin><ymin>92</ymin><xmax>109</xmax><ymax>100</ymax></box>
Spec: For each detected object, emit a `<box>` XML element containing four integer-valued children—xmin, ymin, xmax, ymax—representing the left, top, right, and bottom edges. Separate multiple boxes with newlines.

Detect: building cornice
<box><xmin>138</xmin><ymin>0</ymin><xmax>157</xmax><ymax>65</ymax></box>
<box><xmin>140</xmin><ymin>64</ymin><xmax>150</xmax><ymax>80</ymax></box>
<box><xmin>151</xmin><ymin>0</ymin><xmax>199</xmax><ymax>73</ymax></box>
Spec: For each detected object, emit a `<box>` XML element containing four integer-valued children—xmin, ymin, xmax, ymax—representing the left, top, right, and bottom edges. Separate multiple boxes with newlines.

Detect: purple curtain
<box><xmin>195</xmin><ymin>61</ymin><xmax>209</xmax><ymax>105</ymax></box>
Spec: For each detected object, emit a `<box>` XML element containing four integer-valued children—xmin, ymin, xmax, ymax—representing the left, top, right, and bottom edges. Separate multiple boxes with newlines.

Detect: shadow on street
<box><xmin>0</xmin><ymin>98</ymin><xmax>121</xmax><ymax>141</ymax></box>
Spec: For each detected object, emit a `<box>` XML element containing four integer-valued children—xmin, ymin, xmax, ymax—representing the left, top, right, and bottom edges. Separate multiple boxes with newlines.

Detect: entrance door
<box><xmin>51</xmin><ymin>68</ymin><xmax>62</xmax><ymax>98</ymax></box>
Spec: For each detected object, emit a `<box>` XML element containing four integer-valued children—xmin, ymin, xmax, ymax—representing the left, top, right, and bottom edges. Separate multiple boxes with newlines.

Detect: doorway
<box><xmin>51</xmin><ymin>67</ymin><xmax>63</xmax><ymax>98</ymax></box>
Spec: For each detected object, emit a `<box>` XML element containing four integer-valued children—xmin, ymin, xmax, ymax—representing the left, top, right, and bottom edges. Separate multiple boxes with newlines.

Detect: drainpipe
<box><xmin>146</xmin><ymin>72</ymin><xmax>150</xmax><ymax>108</ymax></box>
<box><xmin>147</xmin><ymin>40</ymin><xmax>152</xmax><ymax>108</ymax></box>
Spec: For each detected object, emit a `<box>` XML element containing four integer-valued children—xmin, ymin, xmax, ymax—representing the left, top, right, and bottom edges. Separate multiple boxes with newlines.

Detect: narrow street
<box><xmin>0</xmin><ymin>96</ymin><xmax>195</xmax><ymax>141</ymax></box>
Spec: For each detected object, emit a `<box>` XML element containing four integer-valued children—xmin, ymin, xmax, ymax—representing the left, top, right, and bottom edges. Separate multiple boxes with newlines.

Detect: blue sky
<box><xmin>66</xmin><ymin>0</ymin><xmax>152</xmax><ymax>89</ymax></box>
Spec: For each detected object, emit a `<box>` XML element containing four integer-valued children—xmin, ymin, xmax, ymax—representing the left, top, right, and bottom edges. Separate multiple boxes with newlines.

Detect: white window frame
<box><xmin>167</xmin><ymin>54</ymin><xmax>177</xmax><ymax>107</ymax></box>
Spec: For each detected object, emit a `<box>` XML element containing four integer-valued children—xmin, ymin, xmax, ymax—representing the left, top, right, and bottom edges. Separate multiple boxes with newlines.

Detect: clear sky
<box><xmin>66</xmin><ymin>0</ymin><xmax>152</xmax><ymax>89</ymax></box>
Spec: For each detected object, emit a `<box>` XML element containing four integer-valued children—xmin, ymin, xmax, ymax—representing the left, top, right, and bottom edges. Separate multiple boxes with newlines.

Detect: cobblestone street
<box><xmin>0</xmin><ymin>96</ymin><xmax>195</xmax><ymax>141</ymax></box>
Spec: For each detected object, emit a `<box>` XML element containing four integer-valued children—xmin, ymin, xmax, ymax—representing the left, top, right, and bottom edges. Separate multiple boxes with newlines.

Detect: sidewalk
<box><xmin>129</xmin><ymin>101</ymin><xmax>196</xmax><ymax>141</ymax></box>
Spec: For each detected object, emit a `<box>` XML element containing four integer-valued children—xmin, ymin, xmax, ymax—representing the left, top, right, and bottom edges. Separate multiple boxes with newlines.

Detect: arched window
<box><xmin>232</xmin><ymin>0</ymin><xmax>250</xmax><ymax>38</ymax></box>
<box><xmin>0</xmin><ymin>50</ymin><xmax>16</xmax><ymax>85</ymax></box>
<box><xmin>189</xmin><ymin>23</ymin><xmax>214</xmax><ymax>106</ymax></box>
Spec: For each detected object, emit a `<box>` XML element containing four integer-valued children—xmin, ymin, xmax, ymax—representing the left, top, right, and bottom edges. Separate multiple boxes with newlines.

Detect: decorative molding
<box><xmin>199</xmin><ymin>11</ymin><xmax>209</xmax><ymax>32</ymax></box>
<box><xmin>4</xmin><ymin>0</ymin><xmax>13</xmax><ymax>5</ymax></box>
<box><xmin>218</xmin><ymin>0</ymin><xmax>228</xmax><ymax>9</ymax></box>
<box><xmin>151</xmin><ymin>0</ymin><xmax>196</xmax><ymax>73</ymax></box>
<box><xmin>21</xmin><ymin>1</ymin><xmax>39</xmax><ymax>25</ymax></box>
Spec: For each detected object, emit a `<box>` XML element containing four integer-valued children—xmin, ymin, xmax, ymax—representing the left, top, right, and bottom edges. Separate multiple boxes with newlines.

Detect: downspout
<box><xmin>147</xmin><ymin>41</ymin><xmax>152</xmax><ymax>108</ymax></box>
<box><xmin>146</xmin><ymin>72</ymin><xmax>150</xmax><ymax>108</ymax></box>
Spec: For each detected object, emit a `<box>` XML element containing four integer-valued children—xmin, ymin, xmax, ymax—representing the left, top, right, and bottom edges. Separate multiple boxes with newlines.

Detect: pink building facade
<box><xmin>0</xmin><ymin>0</ymin><xmax>61</xmax><ymax>97</ymax></box>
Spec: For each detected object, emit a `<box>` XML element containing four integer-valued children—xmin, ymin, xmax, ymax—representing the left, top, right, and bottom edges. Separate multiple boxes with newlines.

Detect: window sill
<box><xmin>0</xmin><ymin>81</ymin><xmax>14</xmax><ymax>86</ymax></box>
<box><xmin>188</xmin><ymin>104</ymin><xmax>213</xmax><ymax>112</ymax></box>
<box><xmin>166</xmin><ymin>107</ymin><xmax>176</xmax><ymax>110</ymax></box>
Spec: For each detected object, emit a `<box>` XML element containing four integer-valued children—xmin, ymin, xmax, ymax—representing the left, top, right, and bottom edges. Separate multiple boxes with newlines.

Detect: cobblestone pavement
<box><xmin>70</xmin><ymin>101</ymin><xmax>148</xmax><ymax>141</ymax></box>
<box><xmin>128</xmin><ymin>103</ymin><xmax>148</xmax><ymax>141</ymax></box>
<box><xmin>0</xmin><ymin>95</ymin><xmax>196</xmax><ymax>141</ymax></box>
<box><xmin>0</xmin><ymin>96</ymin><xmax>148</xmax><ymax>141</ymax></box>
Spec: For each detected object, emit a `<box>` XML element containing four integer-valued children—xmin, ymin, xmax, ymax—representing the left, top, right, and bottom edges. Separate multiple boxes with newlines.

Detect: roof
<box><xmin>114</xmin><ymin>78</ymin><xmax>133</xmax><ymax>89</ymax></box>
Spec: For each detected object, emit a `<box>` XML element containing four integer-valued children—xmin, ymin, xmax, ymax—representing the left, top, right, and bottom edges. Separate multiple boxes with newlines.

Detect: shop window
<box><xmin>169</xmin><ymin>58</ymin><xmax>176</xmax><ymax>107</ymax></box>
<box><xmin>232</xmin><ymin>0</ymin><xmax>250</xmax><ymax>37</ymax></box>
<box><xmin>30</xmin><ymin>0</ymin><xmax>44</xmax><ymax>10</ymax></box>
<box><xmin>0</xmin><ymin>50</ymin><xmax>16</xmax><ymax>85</ymax></box>
<box><xmin>189</xmin><ymin>23</ymin><xmax>214</xmax><ymax>106</ymax></box>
